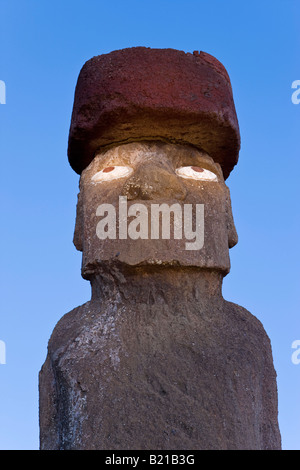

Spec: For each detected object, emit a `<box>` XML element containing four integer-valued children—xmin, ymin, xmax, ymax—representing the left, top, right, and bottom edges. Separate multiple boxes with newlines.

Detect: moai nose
<box><xmin>120</xmin><ymin>163</ymin><xmax>187</xmax><ymax>201</ymax></box>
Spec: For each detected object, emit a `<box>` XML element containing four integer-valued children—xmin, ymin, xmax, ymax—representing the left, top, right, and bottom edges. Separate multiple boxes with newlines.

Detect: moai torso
<box><xmin>39</xmin><ymin>48</ymin><xmax>281</xmax><ymax>450</ymax></box>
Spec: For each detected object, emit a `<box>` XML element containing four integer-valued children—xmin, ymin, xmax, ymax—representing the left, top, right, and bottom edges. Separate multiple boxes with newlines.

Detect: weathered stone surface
<box><xmin>39</xmin><ymin>49</ymin><xmax>281</xmax><ymax>451</ymax></box>
<box><xmin>39</xmin><ymin>142</ymin><xmax>281</xmax><ymax>450</ymax></box>
<box><xmin>39</xmin><ymin>268</ymin><xmax>281</xmax><ymax>450</ymax></box>
<box><xmin>67</xmin><ymin>47</ymin><xmax>240</xmax><ymax>179</ymax></box>
<box><xmin>74</xmin><ymin>142</ymin><xmax>238</xmax><ymax>278</ymax></box>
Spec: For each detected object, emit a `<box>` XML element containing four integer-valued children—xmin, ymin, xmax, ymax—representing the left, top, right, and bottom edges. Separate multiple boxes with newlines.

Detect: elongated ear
<box><xmin>225</xmin><ymin>185</ymin><xmax>238</xmax><ymax>248</ymax></box>
<box><xmin>73</xmin><ymin>191</ymin><xmax>83</xmax><ymax>252</ymax></box>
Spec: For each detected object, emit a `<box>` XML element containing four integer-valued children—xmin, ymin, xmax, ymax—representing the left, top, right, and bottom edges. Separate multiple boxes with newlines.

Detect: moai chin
<box><xmin>39</xmin><ymin>47</ymin><xmax>281</xmax><ymax>450</ymax></box>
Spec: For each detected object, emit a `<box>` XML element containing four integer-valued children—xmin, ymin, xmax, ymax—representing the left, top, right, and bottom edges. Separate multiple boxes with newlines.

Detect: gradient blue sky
<box><xmin>0</xmin><ymin>0</ymin><xmax>299</xmax><ymax>450</ymax></box>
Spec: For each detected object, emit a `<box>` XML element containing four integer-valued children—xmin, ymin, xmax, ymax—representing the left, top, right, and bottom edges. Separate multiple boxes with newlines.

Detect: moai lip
<box><xmin>67</xmin><ymin>47</ymin><xmax>240</xmax><ymax>179</ymax></box>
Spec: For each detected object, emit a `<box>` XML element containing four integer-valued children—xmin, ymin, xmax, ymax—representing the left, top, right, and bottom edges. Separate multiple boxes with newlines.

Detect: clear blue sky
<box><xmin>0</xmin><ymin>0</ymin><xmax>299</xmax><ymax>450</ymax></box>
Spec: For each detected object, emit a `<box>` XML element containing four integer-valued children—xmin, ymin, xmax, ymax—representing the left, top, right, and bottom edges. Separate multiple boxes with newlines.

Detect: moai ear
<box><xmin>225</xmin><ymin>185</ymin><xmax>238</xmax><ymax>248</ymax></box>
<box><xmin>73</xmin><ymin>191</ymin><xmax>83</xmax><ymax>252</ymax></box>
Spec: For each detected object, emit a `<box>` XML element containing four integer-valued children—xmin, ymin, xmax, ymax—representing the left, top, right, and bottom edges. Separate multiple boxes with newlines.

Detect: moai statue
<box><xmin>39</xmin><ymin>47</ymin><xmax>281</xmax><ymax>450</ymax></box>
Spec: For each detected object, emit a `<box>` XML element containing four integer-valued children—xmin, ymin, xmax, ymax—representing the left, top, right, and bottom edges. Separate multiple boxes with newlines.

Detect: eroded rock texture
<box><xmin>39</xmin><ymin>47</ymin><xmax>281</xmax><ymax>450</ymax></box>
<box><xmin>39</xmin><ymin>269</ymin><xmax>280</xmax><ymax>450</ymax></box>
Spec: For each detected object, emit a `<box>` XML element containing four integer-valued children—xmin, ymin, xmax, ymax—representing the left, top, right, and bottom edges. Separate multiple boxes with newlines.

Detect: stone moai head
<box><xmin>68</xmin><ymin>47</ymin><xmax>240</xmax><ymax>280</ymax></box>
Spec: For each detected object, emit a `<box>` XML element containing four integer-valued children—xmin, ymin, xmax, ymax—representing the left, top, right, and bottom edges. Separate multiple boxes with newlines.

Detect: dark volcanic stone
<box><xmin>67</xmin><ymin>47</ymin><xmax>240</xmax><ymax>179</ymax></box>
<box><xmin>39</xmin><ymin>268</ymin><xmax>281</xmax><ymax>450</ymax></box>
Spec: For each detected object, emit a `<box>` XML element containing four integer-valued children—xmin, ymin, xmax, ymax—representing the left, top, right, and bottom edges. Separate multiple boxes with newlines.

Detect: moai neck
<box><xmin>90</xmin><ymin>265</ymin><xmax>224</xmax><ymax>308</ymax></box>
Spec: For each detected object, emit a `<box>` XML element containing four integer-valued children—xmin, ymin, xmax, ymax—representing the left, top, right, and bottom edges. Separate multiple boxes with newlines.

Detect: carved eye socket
<box><xmin>175</xmin><ymin>166</ymin><xmax>218</xmax><ymax>182</ymax></box>
<box><xmin>91</xmin><ymin>166</ymin><xmax>133</xmax><ymax>182</ymax></box>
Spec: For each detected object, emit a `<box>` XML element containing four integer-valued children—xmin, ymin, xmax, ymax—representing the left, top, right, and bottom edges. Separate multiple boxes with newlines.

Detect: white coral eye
<box><xmin>91</xmin><ymin>166</ymin><xmax>133</xmax><ymax>182</ymax></box>
<box><xmin>176</xmin><ymin>166</ymin><xmax>218</xmax><ymax>182</ymax></box>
